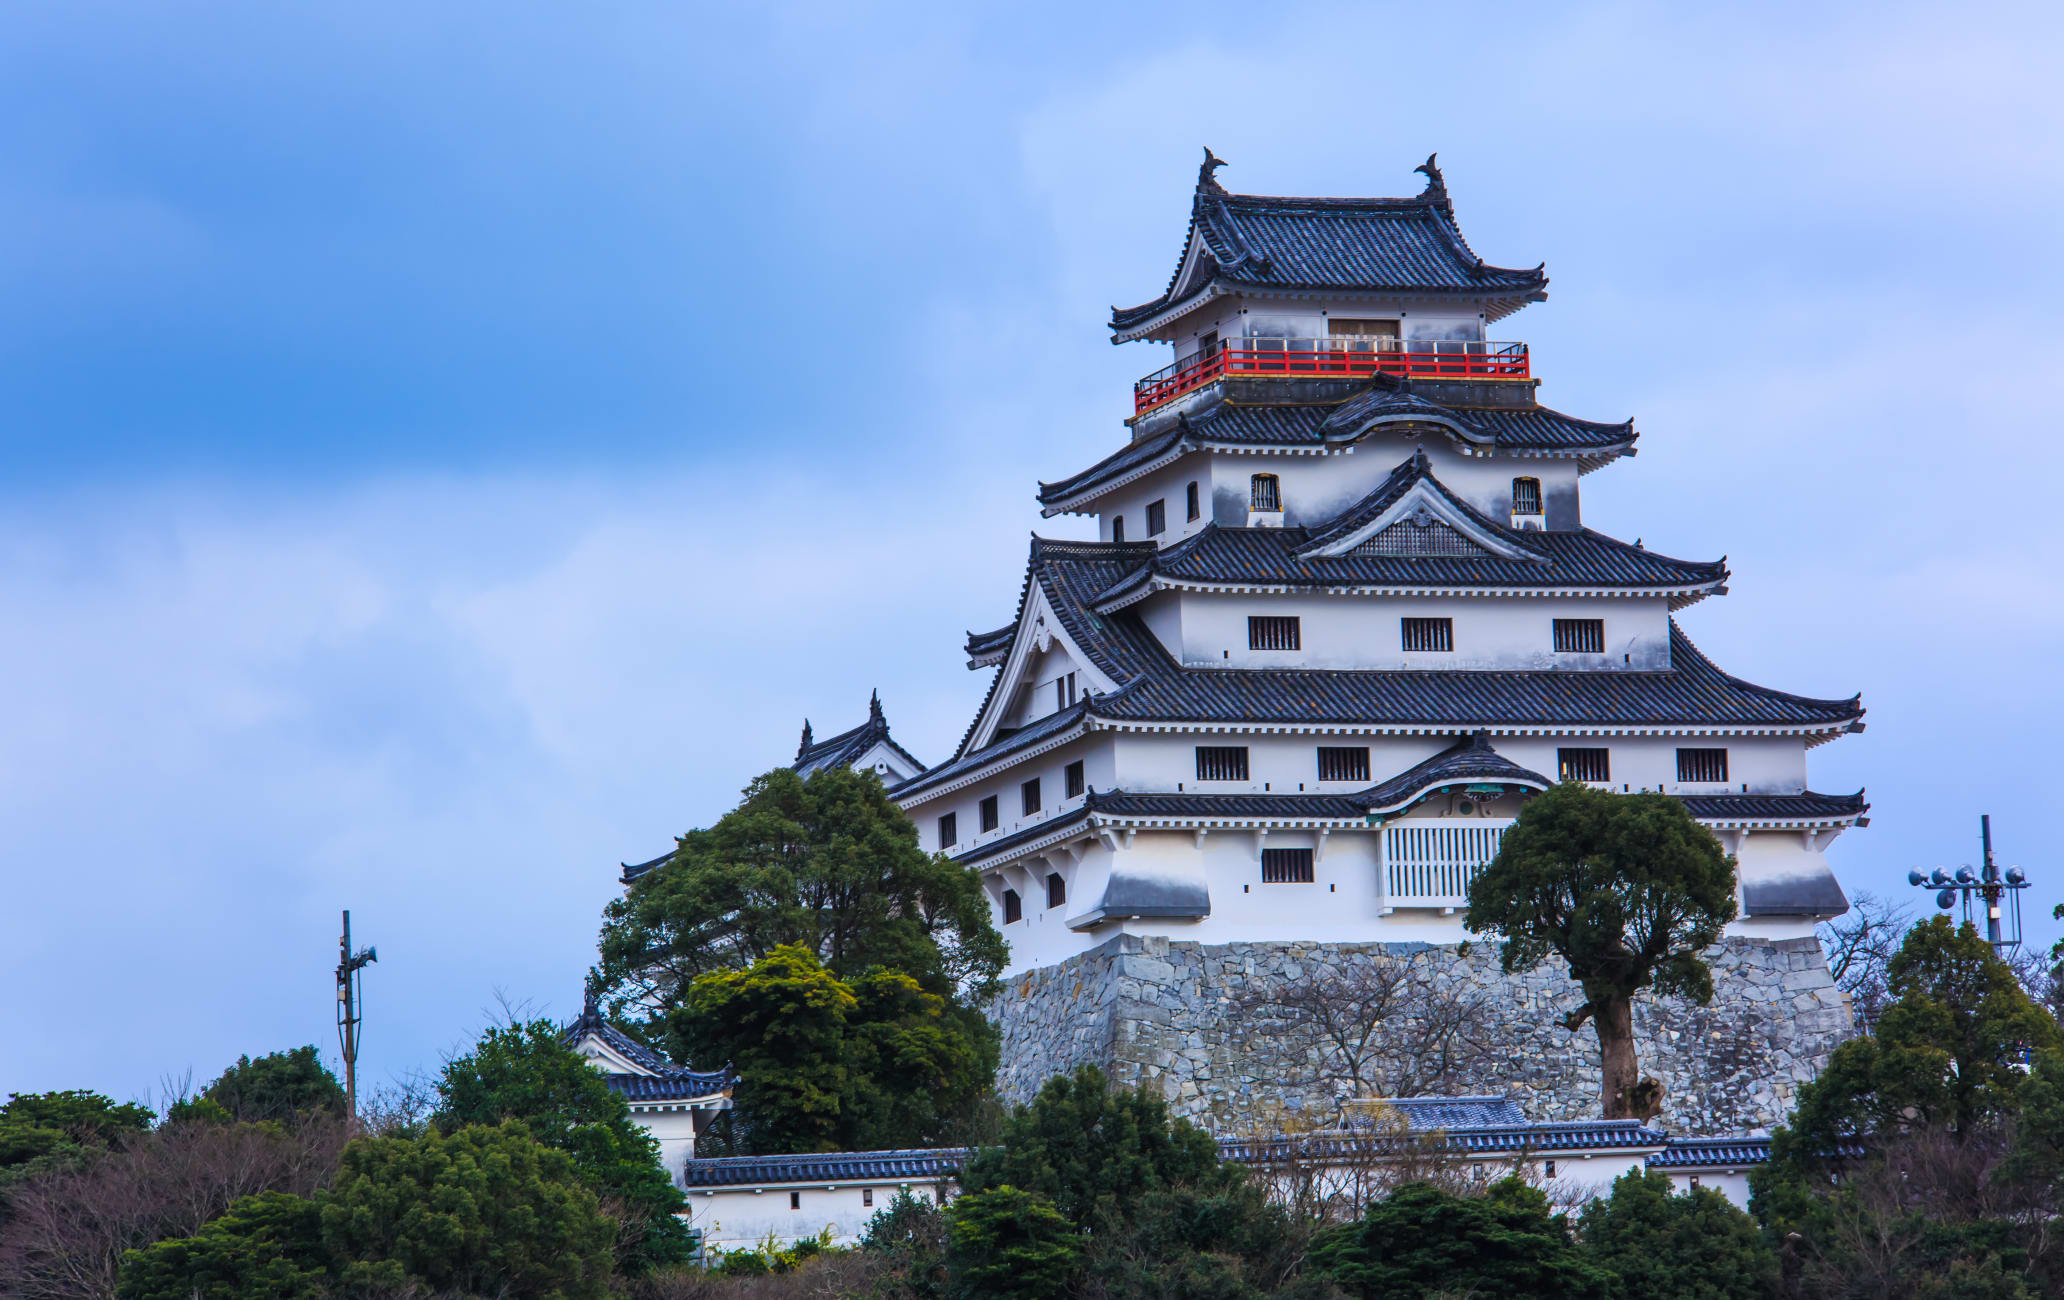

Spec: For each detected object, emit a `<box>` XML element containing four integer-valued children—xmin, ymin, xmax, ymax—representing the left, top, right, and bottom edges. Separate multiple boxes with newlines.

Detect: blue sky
<box><xmin>5</xmin><ymin>2</ymin><xmax>2062</xmax><ymax>1106</ymax></box>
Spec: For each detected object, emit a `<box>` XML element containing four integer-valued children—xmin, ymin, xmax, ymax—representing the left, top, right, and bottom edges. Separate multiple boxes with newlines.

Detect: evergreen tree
<box><xmin>1464</xmin><ymin>783</ymin><xmax>1736</xmax><ymax>1118</ymax></box>
<box><xmin>1310</xmin><ymin>1177</ymin><xmax>1613</xmax><ymax>1300</ymax></box>
<box><xmin>116</xmin><ymin>1191</ymin><xmax>330</xmax><ymax>1300</ymax></box>
<box><xmin>197</xmin><ymin>1047</ymin><xmax>346</xmax><ymax>1125</ymax></box>
<box><xmin>435</xmin><ymin>1019</ymin><xmax>696</xmax><ymax>1272</ymax></box>
<box><xmin>944</xmin><ymin>1185</ymin><xmax>1081</xmax><ymax>1300</ymax></box>
<box><xmin>1577</xmin><ymin>1168</ymin><xmax>1773</xmax><ymax>1300</ymax></box>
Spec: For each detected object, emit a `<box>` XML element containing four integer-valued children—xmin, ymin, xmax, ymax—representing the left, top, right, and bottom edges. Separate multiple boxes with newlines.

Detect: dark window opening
<box><xmin>1317</xmin><ymin>746</ymin><xmax>1371</xmax><ymax>782</ymax></box>
<box><xmin>1261</xmin><ymin>848</ymin><xmax>1316</xmax><ymax>883</ymax></box>
<box><xmin>789</xmin><ymin>1192</ymin><xmax>801</xmax><ymax>1210</ymax></box>
<box><xmin>1677</xmin><ymin>748</ymin><xmax>1729</xmax><ymax>783</ymax></box>
<box><xmin>937</xmin><ymin>812</ymin><xmax>957</xmax><ymax>849</ymax></box>
<box><xmin>1512</xmin><ymin>477</ymin><xmax>1543</xmax><ymax>515</ymax></box>
<box><xmin>1021</xmin><ymin>778</ymin><xmax>1041</xmax><ymax>815</ymax></box>
<box><xmin>979</xmin><ymin>795</ymin><xmax>999</xmax><ymax>832</ymax></box>
<box><xmin>1553</xmin><ymin>619</ymin><xmax>1605</xmax><ymax>653</ymax></box>
<box><xmin>1046</xmin><ymin>873</ymin><xmax>1066</xmax><ymax>909</ymax></box>
<box><xmin>1186</xmin><ymin>481</ymin><xmax>1200</xmax><ymax>521</ymax></box>
<box><xmin>1002</xmin><ymin>889</ymin><xmax>1022</xmax><ymax>924</ymax></box>
<box><xmin>1558</xmin><ymin>748</ymin><xmax>1611</xmax><ymax>783</ymax></box>
<box><xmin>1195</xmin><ymin>746</ymin><xmax>1250</xmax><ymax>781</ymax></box>
<box><xmin>1146</xmin><ymin>499</ymin><xmax>1166</xmax><ymax>536</ymax></box>
<box><xmin>863</xmin><ymin>1188</ymin><xmax>874</xmax><ymax>1207</ymax></box>
<box><xmin>1065</xmin><ymin>759</ymin><xmax>1085</xmax><ymax>798</ymax></box>
<box><xmin>1112</xmin><ymin>515</ymin><xmax>1125</xmax><ymax>543</ymax></box>
<box><xmin>1250</xmin><ymin>474</ymin><xmax>1281</xmax><ymax>512</ymax></box>
<box><xmin>1248</xmin><ymin>616</ymin><xmax>1301</xmax><ymax>651</ymax></box>
<box><xmin>1401</xmin><ymin>617</ymin><xmax>1454</xmax><ymax>652</ymax></box>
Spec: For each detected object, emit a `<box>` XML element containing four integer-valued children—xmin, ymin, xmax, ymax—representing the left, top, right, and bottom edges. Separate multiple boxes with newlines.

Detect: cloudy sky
<box><xmin>4</xmin><ymin>2</ymin><xmax>2061</xmax><ymax>1106</ymax></box>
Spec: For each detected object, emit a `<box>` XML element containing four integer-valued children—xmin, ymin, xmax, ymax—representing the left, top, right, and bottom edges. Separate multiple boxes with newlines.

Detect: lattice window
<box><xmin>1065</xmin><ymin>760</ymin><xmax>1085</xmax><ymax>798</ymax></box>
<box><xmin>937</xmin><ymin>812</ymin><xmax>957</xmax><ymax>849</ymax></box>
<box><xmin>1195</xmin><ymin>746</ymin><xmax>1250</xmax><ymax>781</ymax></box>
<box><xmin>1021</xmin><ymin>778</ymin><xmax>1041</xmax><ymax>815</ymax></box>
<box><xmin>979</xmin><ymin>794</ymin><xmax>999</xmax><ymax>832</ymax></box>
<box><xmin>1261</xmin><ymin>848</ymin><xmax>1315</xmax><ymax>883</ymax></box>
<box><xmin>1002</xmin><ymin>889</ymin><xmax>1022</xmax><ymax>924</ymax></box>
<box><xmin>1677</xmin><ymin>748</ymin><xmax>1729</xmax><ymax>783</ymax></box>
<box><xmin>1249</xmin><ymin>616</ymin><xmax>1301</xmax><ymax>651</ymax></box>
<box><xmin>1512</xmin><ymin>477</ymin><xmax>1542</xmax><ymax>515</ymax></box>
<box><xmin>1146</xmin><ymin>499</ymin><xmax>1166</xmax><ymax>536</ymax></box>
<box><xmin>1401</xmin><ymin>617</ymin><xmax>1454</xmax><ymax>652</ymax></box>
<box><xmin>1046</xmin><ymin>872</ymin><xmax>1066</xmax><ymax>909</ymax></box>
<box><xmin>1187</xmin><ymin>481</ymin><xmax>1201</xmax><ymax>521</ymax></box>
<box><xmin>1352</xmin><ymin>511</ymin><xmax>1484</xmax><ymax>557</ymax></box>
<box><xmin>1250</xmin><ymin>474</ymin><xmax>1281</xmax><ymax>511</ymax></box>
<box><xmin>1317</xmin><ymin>746</ymin><xmax>1371</xmax><ymax>782</ymax></box>
<box><xmin>1553</xmin><ymin>618</ymin><xmax>1605</xmax><ymax>653</ymax></box>
<box><xmin>1558</xmin><ymin>748</ymin><xmax>1611</xmax><ymax>782</ymax></box>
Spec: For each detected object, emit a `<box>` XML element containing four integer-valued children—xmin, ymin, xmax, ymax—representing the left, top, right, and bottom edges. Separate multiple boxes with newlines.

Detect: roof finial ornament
<box><xmin>583</xmin><ymin>987</ymin><xmax>600</xmax><ymax>1019</ymax></box>
<box><xmin>797</xmin><ymin>719</ymin><xmax>814</xmax><ymax>757</ymax></box>
<box><xmin>1414</xmin><ymin>152</ymin><xmax>1452</xmax><ymax>216</ymax></box>
<box><xmin>869</xmin><ymin>689</ymin><xmax>885</xmax><ymax>725</ymax></box>
<box><xmin>1199</xmin><ymin>146</ymin><xmax>1228</xmax><ymax>194</ymax></box>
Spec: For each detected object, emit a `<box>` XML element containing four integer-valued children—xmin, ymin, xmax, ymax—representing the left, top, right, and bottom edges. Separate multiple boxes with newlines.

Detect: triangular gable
<box><xmin>1299</xmin><ymin>475</ymin><xmax>1541</xmax><ymax>563</ymax></box>
<box><xmin>570</xmin><ymin>1028</ymin><xmax>658</xmax><ymax>1078</ymax></box>
<box><xmin>965</xmin><ymin>578</ymin><xmax>1119</xmax><ymax>754</ymax></box>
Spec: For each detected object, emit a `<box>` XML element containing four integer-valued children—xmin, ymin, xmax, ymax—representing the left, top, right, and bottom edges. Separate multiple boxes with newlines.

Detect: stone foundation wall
<box><xmin>990</xmin><ymin>935</ymin><xmax>1853</xmax><ymax>1133</ymax></box>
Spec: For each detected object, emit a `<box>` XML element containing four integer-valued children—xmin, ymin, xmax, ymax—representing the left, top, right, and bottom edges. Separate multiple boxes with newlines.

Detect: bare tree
<box><xmin>1818</xmin><ymin>891</ymin><xmax>1912</xmax><ymax>1033</ymax></box>
<box><xmin>1230</xmin><ymin>947</ymin><xmax>1498</xmax><ymax>1107</ymax></box>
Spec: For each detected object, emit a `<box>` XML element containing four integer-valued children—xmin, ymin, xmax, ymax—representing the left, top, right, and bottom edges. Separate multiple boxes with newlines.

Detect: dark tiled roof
<box><xmin>684</xmin><ymin>1147</ymin><xmax>968</xmax><ymax>1188</ymax></box>
<box><xmin>1647</xmin><ymin>1136</ymin><xmax>1868</xmax><ymax>1169</ymax></box>
<box><xmin>1361</xmin><ymin>733</ymin><xmax>1551</xmax><ymax>809</ymax></box>
<box><xmin>1220</xmin><ymin>1119</ymin><xmax>1669</xmax><ymax>1162</ymax></box>
<box><xmin>1363</xmin><ymin>1096</ymin><xmax>1530</xmax><ymax>1128</ymax></box>
<box><xmin>1088</xmin><ymin>619</ymin><xmax>1862</xmax><ymax>731</ymax></box>
<box><xmin>1037</xmin><ymin>395</ymin><xmax>1633</xmax><ymax>512</ymax></box>
<box><xmin>562</xmin><ymin>999</ymin><xmax>734</xmax><ymax>1099</ymax></box>
<box><xmin>1112</xmin><ymin>156</ymin><xmax>1546</xmax><ymax>334</ymax></box>
<box><xmin>793</xmin><ymin>692</ymin><xmax>928</xmax><ymax>778</ymax></box>
<box><xmin>620</xmin><ymin>848</ymin><xmax>674</xmax><ymax>885</ymax></box>
<box><xmin>964</xmin><ymin>623</ymin><xmax>1016</xmax><ymax>662</ymax></box>
<box><xmin>1679</xmin><ymin>791</ymin><xmax>1868</xmax><ymax>821</ymax></box>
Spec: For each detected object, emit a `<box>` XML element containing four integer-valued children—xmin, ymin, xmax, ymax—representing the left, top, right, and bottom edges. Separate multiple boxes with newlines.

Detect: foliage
<box><xmin>199</xmin><ymin>1046</ymin><xmax>347</xmax><ymax>1125</ymax></box>
<box><xmin>709</xmin><ymin>1227</ymin><xmax>836</xmax><ymax>1277</ymax></box>
<box><xmin>1818</xmin><ymin>891</ymin><xmax>1913</xmax><ymax>1033</ymax></box>
<box><xmin>436</xmin><ymin>1018</ymin><xmax>695</xmax><ymax>1272</ymax></box>
<box><xmin>954</xmin><ymin>1065</ymin><xmax>1312</xmax><ymax>1298</ymax></box>
<box><xmin>116</xmin><ymin>1190</ymin><xmax>330</xmax><ymax>1300</ymax></box>
<box><xmin>320</xmin><ymin>1120</ymin><xmax>615</xmax><ymax>1299</ymax></box>
<box><xmin>1310</xmin><ymin>1177</ymin><xmax>1613</xmax><ymax>1300</ymax></box>
<box><xmin>860</xmin><ymin>1190</ymin><xmax>950</xmax><ymax>1299</ymax></box>
<box><xmin>594</xmin><ymin>765</ymin><xmax>1007</xmax><ymax>1011</ymax></box>
<box><xmin>946</xmin><ymin>1185</ymin><xmax>1081</xmax><ymax>1300</ymax></box>
<box><xmin>1577</xmin><ymin>1168</ymin><xmax>1773</xmax><ymax>1300</ymax></box>
<box><xmin>0</xmin><ymin>1109</ymin><xmax>347</xmax><ymax>1300</ymax></box>
<box><xmin>675</xmin><ymin>944</ymin><xmax>996</xmax><ymax>1155</ymax></box>
<box><xmin>0</xmin><ymin>1090</ymin><xmax>156</xmax><ymax>1220</ymax></box>
<box><xmin>1464</xmin><ymin>783</ymin><xmax>1736</xmax><ymax>1118</ymax></box>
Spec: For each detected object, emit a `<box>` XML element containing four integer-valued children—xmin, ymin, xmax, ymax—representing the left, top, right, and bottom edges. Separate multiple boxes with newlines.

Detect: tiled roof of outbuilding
<box><xmin>793</xmin><ymin>691</ymin><xmax>927</xmax><ymax>778</ymax></box>
<box><xmin>1646</xmin><ymin>1135</ymin><xmax>1869</xmax><ymax>1168</ymax></box>
<box><xmin>1679</xmin><ymin>791</ymin><xmax>1869</xmax><ymax>822</ymax></box>
<box><xmin>1373</xmin><ymin>1095</ymin><xmax>1530</xmax><ymax>1128</ymax></box>
<box><xmin>684</xmin><ymin>1147</ymin><xmax>968</xmax><ymax>1188</ymax></box>
<box><xmin>561</xmin><ymin>998</ymin><xmax>734</xmax><ymax>1100</ymax></box>
<box><xmin>1111</xmin><ymin>154</ymin><xmax>1546</xmax><ymax>335</ymax></box>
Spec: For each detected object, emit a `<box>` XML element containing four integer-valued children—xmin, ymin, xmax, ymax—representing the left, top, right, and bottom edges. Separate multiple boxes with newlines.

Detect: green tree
<box><xmin>594</xmin><ymin>765</ymin><xmax>1006</xmax><ymax>1011</ymax></box>
<box><xmin>320</xmin><ymin>1121</ymin><xmax>615</xmax><ymax>1299</ymax></box>
<box><xmin>435</xmin><ymin>1019</ymin><xmax>695</xmax><ymax>1272</ymax></box>
<box><xmin>116</xmin><ymin>1190</ymin><xmax>330</xmax><ymax>1300</ymax></box>
<box><xmin>1311</xmin><ymin>1177</ymin><xmax>1613</xmax><ymax>1300</ymax></box>
<box><xmin>675</xmin><ymin>944</ymin><xmax>856</xmax><ymax>1153</ymax></box>
<box><xmin>1465</xmin><ymin>784</ymin><xmax>1736</xmax><ymax>1118</ymax></box>
<box><xmin>0</xmin><ymin>1089</ymin><xmax>155</xmax><ymax>1221</ymax></box>
<box><xmin>946</xmin><ymin>1185</ymin><xmax>1082</xmax><ymax>1300</ymax></box>
<box><xmin>1577</xmin><ymin>1168</ymin><xmax>1773</xmax><ymax>1300</ymax></box>
<box><xmin>198</xmin><ymin>1047</ymin><xmax>347</xmax><ymax>1125</ymax></box>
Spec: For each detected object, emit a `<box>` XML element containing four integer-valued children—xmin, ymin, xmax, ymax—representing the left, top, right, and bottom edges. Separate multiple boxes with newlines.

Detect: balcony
<box><xmin>1134</xmin><ymin>337</ymin><xmax>1530</xmax><ymax>416</ymax></box>
<box><xmin>1379</xmin><ymin>820</ymin><xmax>1510</xmax><ymax>913</ymax></box>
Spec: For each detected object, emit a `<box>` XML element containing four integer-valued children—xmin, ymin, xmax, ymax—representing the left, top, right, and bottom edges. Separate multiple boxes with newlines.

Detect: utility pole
<box><xmin>1908</xmin><ymin>814</ymin><xmax>2030</xmax><ymax>955</ymax></box>
<box><xmin>335</xmin><ymin>910</ymin><xmax>378</xmax><ymax>1126</ymax></box>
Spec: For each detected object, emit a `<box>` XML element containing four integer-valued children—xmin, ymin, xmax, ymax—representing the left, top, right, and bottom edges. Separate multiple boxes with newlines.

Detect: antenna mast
<box><xmin>1908</xmin><ymin>814</ymin><xmax>2031</xmax><ymax>955</ymax></box>
<box><xmin>335</xmin><ymin>910</ymin><xmax>378</xmax><ymax>1125</ymax></box>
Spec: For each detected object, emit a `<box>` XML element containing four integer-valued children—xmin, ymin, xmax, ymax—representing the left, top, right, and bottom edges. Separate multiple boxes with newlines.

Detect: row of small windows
<box><xmin>1000</xmin><ymin>871</ymin><xmax>1068</xmax><ymax>924</ymax></box>
<box><xmin>1183</xmin><ymin>744</ymin><xmax>1731</xmax><ymax>785</ymax></box>
<box><xmin>936</xmin><ymin>760</ymin><xmax>1085</xmax><ymax>848</ymax></box>
<box><xmin>1245</xmin><ymin>616</ymin><xmax>1609</xmax><ymax>655</ymax></box>
<box><xmin>1115</xmin><ymin>476</ymin><xmax>1543</xmax><ymax>539</ymax></box>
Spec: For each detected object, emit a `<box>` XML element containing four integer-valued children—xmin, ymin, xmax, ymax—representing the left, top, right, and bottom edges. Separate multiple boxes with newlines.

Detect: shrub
<box><xmin>1310</xmin><ymin>1177</ymin><xmax>1613</xmax><ymax>1300</ymax></box>
<box><xmin>1577</xmin><ymin>1168</ymin><xmax>1773</xmax><ymax>1300</ymax></box>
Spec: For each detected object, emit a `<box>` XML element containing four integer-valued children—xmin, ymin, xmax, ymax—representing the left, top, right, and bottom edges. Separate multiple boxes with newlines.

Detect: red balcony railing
<box><xmin>1133</xmin><ymin>337</ymin><xmax>1530</xmax><ymax>415</ymax></box>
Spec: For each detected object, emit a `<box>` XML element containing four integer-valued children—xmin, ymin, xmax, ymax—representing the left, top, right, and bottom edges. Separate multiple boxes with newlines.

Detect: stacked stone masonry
<box><xmin>990</xmin><ymin>935</ymin><xmax>1854</xmax><ymax>1134</ymax></box>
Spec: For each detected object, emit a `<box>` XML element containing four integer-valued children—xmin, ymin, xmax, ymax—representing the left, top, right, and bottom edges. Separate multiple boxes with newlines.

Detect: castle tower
<box><xmin>890</xmin><ymin>154</ymin><xmax>1864</xmax><ymax>1131</ymax></box>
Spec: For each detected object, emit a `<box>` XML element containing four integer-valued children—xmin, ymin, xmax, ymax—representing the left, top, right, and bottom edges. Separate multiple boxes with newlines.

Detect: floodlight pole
<box><xmin>1908</xmin><ymin>815</ymin><xmax>2029</xmax><ymax>956</ymax></box>
<box><xmin>1980</xmin><ymin>815</ymin><xmax>2002</xmax><ymax>950</ymax></box>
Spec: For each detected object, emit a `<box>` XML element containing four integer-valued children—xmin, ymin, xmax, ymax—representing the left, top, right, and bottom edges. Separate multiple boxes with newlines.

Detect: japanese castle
<box><xmin>861</xmin><ymin>152</ymin><xmax>1864</xmax><ymax>975</ymax></box>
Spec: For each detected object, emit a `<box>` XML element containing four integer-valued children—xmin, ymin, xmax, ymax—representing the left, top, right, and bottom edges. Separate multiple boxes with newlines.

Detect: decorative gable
<box><xmin>1349</xmin><ymin>507</ymin><xmax>1490</xmax><ymax>558</ymax></box>
<box><xmin>1300</xmin><ymin>475</ymin><xmax>1542</xmax><ymax>564</ymax></box>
